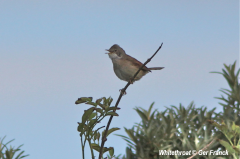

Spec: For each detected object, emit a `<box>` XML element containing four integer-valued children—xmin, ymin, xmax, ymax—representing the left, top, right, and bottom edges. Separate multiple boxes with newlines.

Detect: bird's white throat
<box><xmin>108</xmin><ymin>53</ymin><xmax>122</xmax><ymax>60</ymax></box>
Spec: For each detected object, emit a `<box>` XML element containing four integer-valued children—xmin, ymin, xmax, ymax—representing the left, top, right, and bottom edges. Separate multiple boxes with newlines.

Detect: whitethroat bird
<box><xmin>106</xmin><ymin>44</ymin><xmax>164</xmax><ymax>84</ymax></box>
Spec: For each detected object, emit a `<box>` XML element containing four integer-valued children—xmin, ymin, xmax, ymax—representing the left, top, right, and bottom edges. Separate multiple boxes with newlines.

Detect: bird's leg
<box><xmin>129</xmin><ymin>79</ymin><xmax>134</xmax><ymax>84</ymax></box>
<box><xmin>119</xmin><ymin>89</ymin><xmax>127</xmax><ymax>95</ymax></box>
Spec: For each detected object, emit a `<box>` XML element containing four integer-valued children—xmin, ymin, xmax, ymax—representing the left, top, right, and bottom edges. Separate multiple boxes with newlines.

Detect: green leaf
<box><xmin>88</xmin><ymin>119</ymin><xmax>98</xmax><ymax>127</ymax></box>
<box><xmin>233</xmin><ymin>145</ymin><xmax>240</xmax><ymax>154</ymax></box>
<box><xmin>108</xmin><ymin>97</ymin><xmax>113</xmax><ymax>105</ymax></box>
<box><xmin>95</xmin><ymin>98</ymin><xmax>103</xmax><ymax>104</ymax></box>
<box><xmin>89</xmin><ymin>113</ymin><xmax>97</xmax><ymax>120</ymax></box>
<box><xmin>232</xmin><ymin>122</ymin><xmax>236</xmax><ymax>131</ymax></box>
<box><xmin>218</xmin><ymin>139</ymin><xmax>235</xmax><ymax>154</ymax></box>
<box><xmin>106</xmin><ymin>112</ymin><xmax>119</xmax><ymax>116</ymax></box>
<box><xmin>91</xmin><ymin>143</ymin><xmax>100</xmax><ymax>152</ymax></box>
<box><xmin>96</xmin><ymin>97</ymin><xmax>112</xmax><ymax>109</ymax></box>
<box><xmin>106</xmin><ymin>106</ymin><xmax>119</xmax><ymax>111</ymax></box>
<box><xmin>77</xmin><ymin>122</ymin><xmax>84</xmax><ymax>132</ymax></box>
<box><xmin>208</xmin><ymin>120</ymin><xmax>223</xmax><ymax>131</ymax></box>
<box><xmin>103</xmin><ymin>147</ymin><xmax>112</xmax><ymax>153</ymax></box>
<box><xmin>135</xmin><ymin>108</ymin><xmax>148</xmax><ymax>121</ymax></box>
<box><xmin>210</xmin><ymin>71</ymin><xmax>223</xmax><ymax>75</ymax></box>
<box><xmin>85</xmin><ymin>101</ymin><xmax>97</xmax><ymax>107</ymax></box>
<box><xmin>75</xmin><ymin>97</ymin><xmax>92</xmax><ymax>104</ymax></box>
<box><xmin>106</xmin><ymin>127</ymin><xmax>120</xmax><ymax>137</ymax></box>
<box><xmin>97</xmin><ymin>102</ymin><xmax>106</xmax><ymax>109</ymax></box>
<box><xmin>147</xmin><ymin>102</ymin><xmax>154</xmax><ymax>119</ymax></box>
<box><xmin>235</xmin><ymin>125</ymin><xmax>240</xmax><ymax>134</ymax></box>
<box><xmin>95</xmin><ymin>108</ymin><xmax>103</xmax><ymax>114</ymax></box>
<box><xmin>108</xmin><ymin>147</ymin><xmax>114</xmax><ymax>156</ymax></box>
<box><xmin>82</xmin><ymin>107</ymin><xmax>95</xmax><ymax>124</ymax></box>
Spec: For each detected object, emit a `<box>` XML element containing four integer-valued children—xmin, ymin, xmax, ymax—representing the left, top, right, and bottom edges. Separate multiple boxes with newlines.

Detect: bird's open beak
<box><xmin>105</xmin><ymin>49</ymin><xmax>111</xmax><ymax>54</ymax></box>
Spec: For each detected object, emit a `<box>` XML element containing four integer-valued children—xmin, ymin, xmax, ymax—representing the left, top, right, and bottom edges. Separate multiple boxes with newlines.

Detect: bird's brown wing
<box><xmin>125</xmin><ymin>55</ymin><xmax>151</xmax><ymax>72</ymax></box>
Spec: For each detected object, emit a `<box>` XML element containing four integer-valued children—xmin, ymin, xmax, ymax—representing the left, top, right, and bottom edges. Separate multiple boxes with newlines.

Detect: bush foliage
<box><xmin>117</xmin><ymin>61</ymin><xmax>240</xmax><ymax>159</ymax></box>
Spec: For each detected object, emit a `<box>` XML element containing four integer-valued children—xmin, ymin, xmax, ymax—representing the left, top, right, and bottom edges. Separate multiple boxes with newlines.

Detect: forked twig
<box><xmin>98</xmin><ymin>43</ymin><xmax>163</xmax><ymax>159</ymax></box>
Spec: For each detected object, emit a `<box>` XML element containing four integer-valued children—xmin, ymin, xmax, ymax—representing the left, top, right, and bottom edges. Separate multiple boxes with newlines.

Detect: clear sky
<box><xmin>0</xmin><ymin>1</ymin><xmax>239</xmax><ymax>159</ymax></box>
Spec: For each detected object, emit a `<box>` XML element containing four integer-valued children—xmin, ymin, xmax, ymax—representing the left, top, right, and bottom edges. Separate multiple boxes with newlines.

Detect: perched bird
<box><xmin>106</xmin><ymin>44</ymin><xmax>164</xmax><ymax>83</ymax></box>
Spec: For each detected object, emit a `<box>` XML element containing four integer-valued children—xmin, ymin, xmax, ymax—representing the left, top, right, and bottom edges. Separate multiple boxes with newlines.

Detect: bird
<box><xmin>106</xmin><ymin>44</ymin><xmax>164</xmax><ymax>83</ymax></box>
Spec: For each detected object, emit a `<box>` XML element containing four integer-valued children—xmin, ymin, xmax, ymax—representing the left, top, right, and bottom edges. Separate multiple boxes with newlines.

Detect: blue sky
<box><xmin>0</xmin><ymin>1</ymin><xmax>239</xmax><ymax>159</ymax></box>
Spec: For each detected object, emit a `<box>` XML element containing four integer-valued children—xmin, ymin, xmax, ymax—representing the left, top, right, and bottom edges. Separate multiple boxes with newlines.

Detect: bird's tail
<box><xmin>148</xmin><ymin>67</ymin><xmax>164</xmax><ymax>70</ymax></box>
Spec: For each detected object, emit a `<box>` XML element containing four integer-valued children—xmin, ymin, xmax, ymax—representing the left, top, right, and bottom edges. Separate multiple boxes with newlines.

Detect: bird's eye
<box><xmin>114</xmin><ymin>49</ymin><xmax>117</xmax><ymax>52</ymax></box>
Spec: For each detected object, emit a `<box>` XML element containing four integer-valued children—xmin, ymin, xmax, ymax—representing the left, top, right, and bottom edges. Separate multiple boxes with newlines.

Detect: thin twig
<box><xmin>98</xmin><ymin>43</ymin><xmax>163</xmax><ymax>159</ymax></box>
<box><xmin>187</xmin><ymin>138</ymin><xmax>216</xmax><ymax>159</ymax></box>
